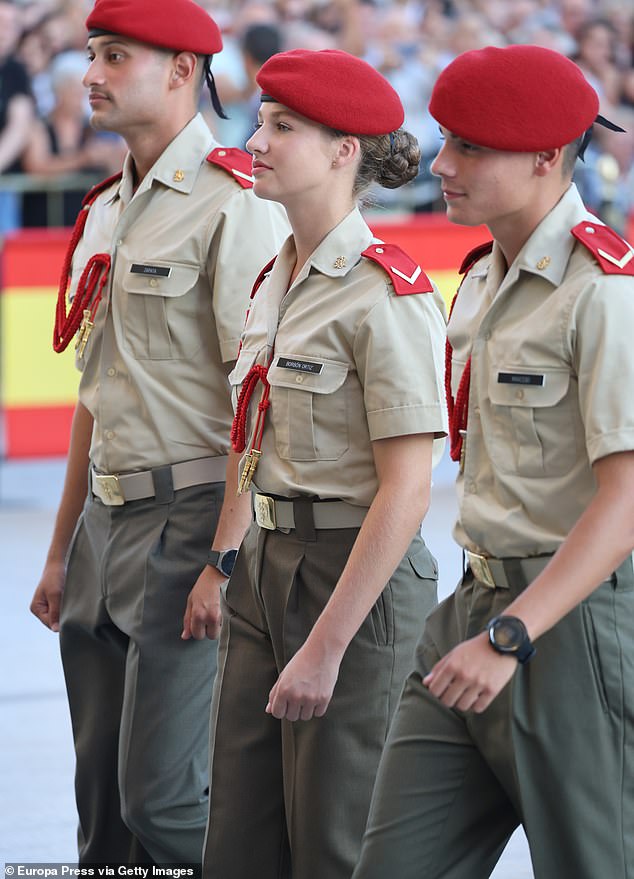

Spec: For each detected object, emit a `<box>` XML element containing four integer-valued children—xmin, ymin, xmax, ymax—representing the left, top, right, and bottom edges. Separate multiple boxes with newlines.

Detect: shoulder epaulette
<box><xmin>362</xmin><ymin>243</ymin><xmax>433</xmax><ymax>295</ymax></box>
<box><xmin>571</xmin><ymin>221</ymin><xmax>634</xmax><ymax>275</ymax></box>
<box><xmin>206</xmin><ymin>147</ymin><xmax>254</xmax><ymax>189</ymax></box>
<box><xmin>249</xmin><ymin>256</ymin><xmax>276</xmax><ymax>300</ymax></box>
<box><xmin>459</xmin><ymin>240</ymin><xmax>494</xmax><ymax>275</ymax></box>
<box><xmin>81</xmin><ymin>171</ymin><xmax>123</xmax><ymax>209</ymax></box>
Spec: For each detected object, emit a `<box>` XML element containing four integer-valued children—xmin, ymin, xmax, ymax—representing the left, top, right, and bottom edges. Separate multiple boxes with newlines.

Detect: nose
<box><xmin>83</xmin><ymin>56</ymin><xmax>103</xmax><ymax>88</ymax></box>
<box><xmin>430</xmin><ymin>141</ymin><xmax>454</xmax><ymax>178</ymax></box>
<box><xmin>246</xmin><ymin>125</ymin><xmax>266</xmax><ymax>156</ymax></box>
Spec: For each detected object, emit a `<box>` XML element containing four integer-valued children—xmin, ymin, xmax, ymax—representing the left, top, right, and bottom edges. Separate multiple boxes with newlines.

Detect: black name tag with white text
<box><xmin>276</xmin><ymin>357</ymin><xmax>323</xmax><ymax>374</ymax></box>
<box><xmin>497</xmin><ymin>372</ymin><xmax>545</xmax><ymax>386</ymax></box>
<box><xmin>130</xmin><ymin>264</ymin><xmax>172</xmax><ymax>277</ymax></box>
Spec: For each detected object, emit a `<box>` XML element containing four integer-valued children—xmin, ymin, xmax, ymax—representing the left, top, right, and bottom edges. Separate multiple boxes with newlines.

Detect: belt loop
<box><xmin>504</xmin><ymin>557</ymin><xmax>529</xmax><ymax>589</ymax></box>
<box><xmin>152</xmin><ymin>465</ymin><xmax>175</xmax><ymax>504</ymax></box>
<box><xmin>293</xmin><ymin>497</ymin><xmax>316</xmax><ymax>542</ymax></box>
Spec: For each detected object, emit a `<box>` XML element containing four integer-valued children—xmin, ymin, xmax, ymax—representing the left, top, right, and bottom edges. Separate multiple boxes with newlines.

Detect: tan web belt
<box><xmin>91</xmin><ymin>456</ymin><xmax>228</xmax><ymax>505</ymax></box>
<box><xmin>466</xmin><ymin>550</ymin><xmax>553</xmax><ymax>589</ymax></box>
<box><xmin>253</xmin><ymin>493</ymin><xmax>367</xmax><ymax>531</ymax></box>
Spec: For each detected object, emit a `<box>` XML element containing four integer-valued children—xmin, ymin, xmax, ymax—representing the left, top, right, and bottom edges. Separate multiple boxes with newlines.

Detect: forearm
<box><xmin>507</xmin><ymin>451</ymin><xmax>634</xmax><ymax>641</ymax></box>
<box><xmin>209</xmin><ymin>449</ymin><xmax>253</xmax><ymax>550</ymax></box>
<box><xmin>45</xmin><ymin>401</ymin><xmax>93</xmax><ymax>565</ymax></box>
<box><xmin>308</xmin><ymin>478</ymin><xmax>429</xmax><ymax>660</ymax></box>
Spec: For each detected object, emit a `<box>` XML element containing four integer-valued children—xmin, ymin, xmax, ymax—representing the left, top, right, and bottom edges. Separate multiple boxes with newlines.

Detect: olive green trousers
<box><xmin>353</xmin><ymin>555</ymin><xmax>634</xmax><ymax>879</ymax></box>
<box><xmin>203</xmin><ymin>519</ymin><xmax>439</xmax><ymax>879</ymax></box>
<box><xmin>60</xmin><ymin>481</ymin><xmax>223</xmax><ymax>865</ymax></box>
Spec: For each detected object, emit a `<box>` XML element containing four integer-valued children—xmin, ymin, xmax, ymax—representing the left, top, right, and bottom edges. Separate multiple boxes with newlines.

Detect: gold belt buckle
<box><xmin>254</xmin><ymin>493</ymin><xmax>276</xmax><ymax>530</ymax></box>
<box><xmin>94</xmin><ymin>473</ymin><xmax>125</xmax><ymax>506</ymax></box>
<box><xmin>467</xmin><ymin>550</ymin><xmax>496</xmax><ymax>589</ymax></box>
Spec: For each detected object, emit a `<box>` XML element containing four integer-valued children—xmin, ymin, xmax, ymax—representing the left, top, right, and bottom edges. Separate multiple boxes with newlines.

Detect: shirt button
<box><xmin>295</xmin><ymin>374</ymin><xmax>304</xmax><ymax>384</ymax></box>
<box><xmin>516</xmin><ymin>389</ymin><xmax>525</xmax><ymax>400</ymax></box>
<box><xmin>105</xmin><ymin>430</ymin><xmax>115</xmax><ymax>440</ymax></box>
<box><xmin>484</xmin><ymin>331</ymin><xmax>491</xmax><ymax>340</ymax></box>
<box><xmin>106</xmin><ymin>367</ymin><xmax>116</xmax><ymax>377</ymax></box>
<box><xmin>116</xmin><ymin>239</ymin><xmax>123</xmax><ymax>247</ymax></box>
<box><xmin>149</xmin><ymin>278</ymin><xmax>158</xmax><ymax>287</ymax></box>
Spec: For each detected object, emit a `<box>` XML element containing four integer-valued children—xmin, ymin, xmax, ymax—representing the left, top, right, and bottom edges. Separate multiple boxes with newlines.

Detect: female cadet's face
<box><xmin>246</xmin><ymin>102</ymin><xmax>339</xmax><ymax>207</ymax></box>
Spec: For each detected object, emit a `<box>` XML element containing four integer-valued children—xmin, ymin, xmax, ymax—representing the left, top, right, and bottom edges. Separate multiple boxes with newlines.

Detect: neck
<box><xmin>125</xmin><ymin>110</ymin><xmax>197</xmax><ymax>186</ymax></box>
<box><xmin>491</xmin><ymin>182</ymin><xmax>571</xmax><ymax>267</ymax></box>
<box><xmin>285</xmin><ymin>191</ymin><xmax>356</xmax><ymax>283</ymax></box>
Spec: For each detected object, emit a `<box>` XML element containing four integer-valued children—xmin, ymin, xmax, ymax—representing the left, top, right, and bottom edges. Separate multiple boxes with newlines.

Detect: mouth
<box><xmin>88</xmin><ymin>92</ymin><xmax>109</xmax><ymax>106</ymax></box>
<box><xmin>442</xmin><ymin>188</ymin><xmax>465</xmax><ymax>201</ymax></box>
<box><xmin>252</xmin><ymin>160</ymin><xmax>272</xmax><ymax>175</ymax></box>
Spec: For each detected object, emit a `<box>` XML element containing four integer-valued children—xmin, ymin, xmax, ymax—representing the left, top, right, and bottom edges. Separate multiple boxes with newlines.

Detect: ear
<box><xmin>332</xmin><ymin>135</ymin><xmax>361</xmax><ymax>169</ymax></box>
<box><xmin>169</xmin><ymin>51</ymin><xmax>198</xmax><ymax>90</ymax></box>
<box><xmin>534</xmin><ymin>147</ymin><xmax>561</xmax><ymax>176</ymax></box>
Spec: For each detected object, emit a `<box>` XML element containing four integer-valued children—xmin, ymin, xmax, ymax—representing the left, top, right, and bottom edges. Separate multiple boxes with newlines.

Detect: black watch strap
<box><xmin>206</xmin><ymin>548</ymin><xmax>238</xmax><ymax>577</ymax></box>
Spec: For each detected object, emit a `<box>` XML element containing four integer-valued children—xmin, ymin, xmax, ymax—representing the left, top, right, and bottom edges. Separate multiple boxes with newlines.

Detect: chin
<box><xmin>445</xmin><ymin>205</ymin><xmax>481</xmax><ymax>227</ymax></box>
<box><xmin>252</xmin><ymin>181</ymin><xmax>281</xmax><ymax>204</ymax></box>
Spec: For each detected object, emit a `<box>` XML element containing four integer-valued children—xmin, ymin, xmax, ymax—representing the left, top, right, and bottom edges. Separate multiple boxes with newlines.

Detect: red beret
<box><xmin>256</xmin><ymin>49</ymin><xmax>404</xmax><ymax>135</ymax></box>
<box><xmin>86</xmin><ymin>0</ymin><xmax>222</xmax><ymax>55</ymax></box>
<box><xmin>429</xmin><ymin>45</ymin><xmax>599</xmax><ymax>151</ymax></box>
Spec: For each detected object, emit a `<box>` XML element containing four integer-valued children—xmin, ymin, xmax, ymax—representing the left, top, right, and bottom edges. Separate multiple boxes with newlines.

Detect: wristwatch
<box><xmin>487</xmin><ymin>615</ymin><xmax>536</xmax><ymax>664</ymax></box>
<box><xmin>206</xmin><ymin>548</ymin><xmax>238</xmax><ymax>578</ymax></box>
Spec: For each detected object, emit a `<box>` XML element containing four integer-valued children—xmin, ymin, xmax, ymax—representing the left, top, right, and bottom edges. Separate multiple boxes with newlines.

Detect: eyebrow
<box><xmin>258</xmin><ymin>106</ymin><xmax>303</xmax><ymax>122</ymax></box>
<box><xmin>86</xmin><ymin>37</ymin><xmax>132</xmax><ymax>51</ymax></box>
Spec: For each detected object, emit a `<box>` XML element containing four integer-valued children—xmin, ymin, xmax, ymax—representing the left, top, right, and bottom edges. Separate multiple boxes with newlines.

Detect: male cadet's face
<box><xmin>246</xmin><ymin>102</ymin><xmax>339</xmax><ymax>207</ymax></box>
<box><xmin>83</xmin><ymin>35</ymin><xmax>173</xmax><ymax>135</ymax></box>
<box><xmin>431</xmin><ymin>127</ymin><xmax>538</xmax><ymax>230</ymax></box>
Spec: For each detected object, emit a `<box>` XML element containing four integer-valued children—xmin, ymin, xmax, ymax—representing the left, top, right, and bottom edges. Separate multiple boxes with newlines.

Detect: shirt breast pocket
<box><xmin>121</xmin><ymin>261</ymin><xmax>202</xmax><ymax>360</ymax></box>
<box><xmin>267</xmin><ymin>355</ymin><xmax>349</xmax><ymax>461</ymax></box>
<box><xmin>487</xmin><ymin>367</ymin><xmax>579</xmax><ymax>477</ymax></box>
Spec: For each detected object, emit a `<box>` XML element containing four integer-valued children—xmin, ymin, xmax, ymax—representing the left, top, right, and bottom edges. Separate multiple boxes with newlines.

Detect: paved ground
<box><xmin>0</xmin><ymin>454</ymin><xmax>533</xmax><ymax>875</ymax></box>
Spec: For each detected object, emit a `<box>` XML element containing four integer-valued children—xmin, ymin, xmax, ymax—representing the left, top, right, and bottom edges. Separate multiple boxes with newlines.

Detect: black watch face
<box><xmin>220</xmin><ymin>549</ymin><xmax>238</xmax><ymax>576</ymax></box>
<box><xmin>489</xmin><ymin>616</ymin><xmax>528</xmax><ymax>653</ymax></box>
<box><xmin>490</xmin><ymin>617</ymin><xmax>524</xmax><ymax>652</ymax></box>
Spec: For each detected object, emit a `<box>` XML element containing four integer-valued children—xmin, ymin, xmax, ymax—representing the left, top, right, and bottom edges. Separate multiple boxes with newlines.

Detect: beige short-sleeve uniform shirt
<box><xmin>230</xmin><ymin>208</ymin><xmax>448</xmax><ymax>507</ymax></box>
<box><xmin>70</xmin><ymin>114</ymin><xmax>288</xmax><ymax>474</ymax></box>
<box><xmin>448</xmin><ymin>185</ymin><xmax>634</xmax><ymax>557</ymax></box>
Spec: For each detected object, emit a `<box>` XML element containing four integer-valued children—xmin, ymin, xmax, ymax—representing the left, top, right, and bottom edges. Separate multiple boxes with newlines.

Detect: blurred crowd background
<box><xmin>1</xmin><ymin>0</ymin><xmax>633</xmax><ymax>237</ymax></box>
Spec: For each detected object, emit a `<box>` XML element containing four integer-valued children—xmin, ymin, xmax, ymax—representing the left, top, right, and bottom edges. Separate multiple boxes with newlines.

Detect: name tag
<box><xmin>497</xmin><ymin>372</ymin><xmax>545</xmax><ymax>387</ymax></box>
<box><xmin>276</xmin><ymin>357</ymin><xmax>323</xmax><ymax>375</ymax></box>
<box><xmin>130</xmin><ymin>264</ymin><xmax>172</xmax><ymax>277</ymax></box>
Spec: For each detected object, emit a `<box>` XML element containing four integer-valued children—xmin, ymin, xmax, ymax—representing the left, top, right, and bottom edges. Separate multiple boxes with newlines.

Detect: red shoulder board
<box><xmin>362</xmin><ymin>243</ymin><xmax>433</xmax><ymax>295</ymax></box>
<box><xmin>250</xmin><ymin>256</ymin><xmax>276</xmax><ymax>300</ymax></box>
<box><xmin>81</xmin><ymin>171</ymin><xmax>123</xmax><ymax>209</ymax></box>
<box><xmin>206</xmin><ymin>147</ymin><xmax>254</xmax><ymax>189</ymax></box>
<box><xmin>571</xmin><ymin>221</ymin><xmax>634</xmax><ymax>275</ymax></box>
<box><xmin>459</xmin><ymin>240</ymin><xmax>494</xmax><ymax>275</ymax></box>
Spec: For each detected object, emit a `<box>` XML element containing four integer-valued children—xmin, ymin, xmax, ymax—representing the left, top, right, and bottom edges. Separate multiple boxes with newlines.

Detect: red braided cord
<box><xmin>53</xmin><ymin>249</ymin><xmax>111</xmax><ymax>352</ymax></box>
<box><xmin>230</xmin><ymin>363</ymin><xmax>270</xmax><ymax>452</ymax></box>
<box><xmin>52</xmin><ymin>172</ymin><xmax>122</xmax><ymax>353</ymax></box>
<box><xmin>445</xmin><ymin>292</ymin><xmax>471</xmax><ymax>463</ymax></box>
<box><xmin>446</xmin><ymin>240</ymin><xmax>494</xmax><ymax>463</ymax></box>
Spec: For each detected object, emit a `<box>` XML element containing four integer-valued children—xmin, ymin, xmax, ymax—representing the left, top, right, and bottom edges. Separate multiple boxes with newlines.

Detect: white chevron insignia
<box><xmin>390</xmin><ymin>264</ymin><xmax>422</xmax><ymax>285</ymax></box>
<box><xmin>597</xmin><ymin>247</ymin><xmax>633</xmax><ymax>269</ymax></box>
<box><xmin>232</xmin><ymin>168</ymin><xmax>255</xmax><ymax>182</ymax></box>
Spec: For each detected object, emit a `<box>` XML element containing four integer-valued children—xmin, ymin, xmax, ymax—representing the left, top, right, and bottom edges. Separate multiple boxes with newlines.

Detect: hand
<box><xmin>423</xmin><ymin>632</ymin><xmax>518</xmax><ymax>713</ymax></box>
<box><xmin>30</xmin><ymin>561</ymin><xmax>65</xmax><ymax>632</ymax></box>
<box><xmin>266</xmin><ymin>641</ymin><xmax>342</xmax><ymax>722</ymax></box>
<box><xmin>181</xmin><ymin>565</ymin><xmax>225</xmax><ymax>640</ymax></box>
